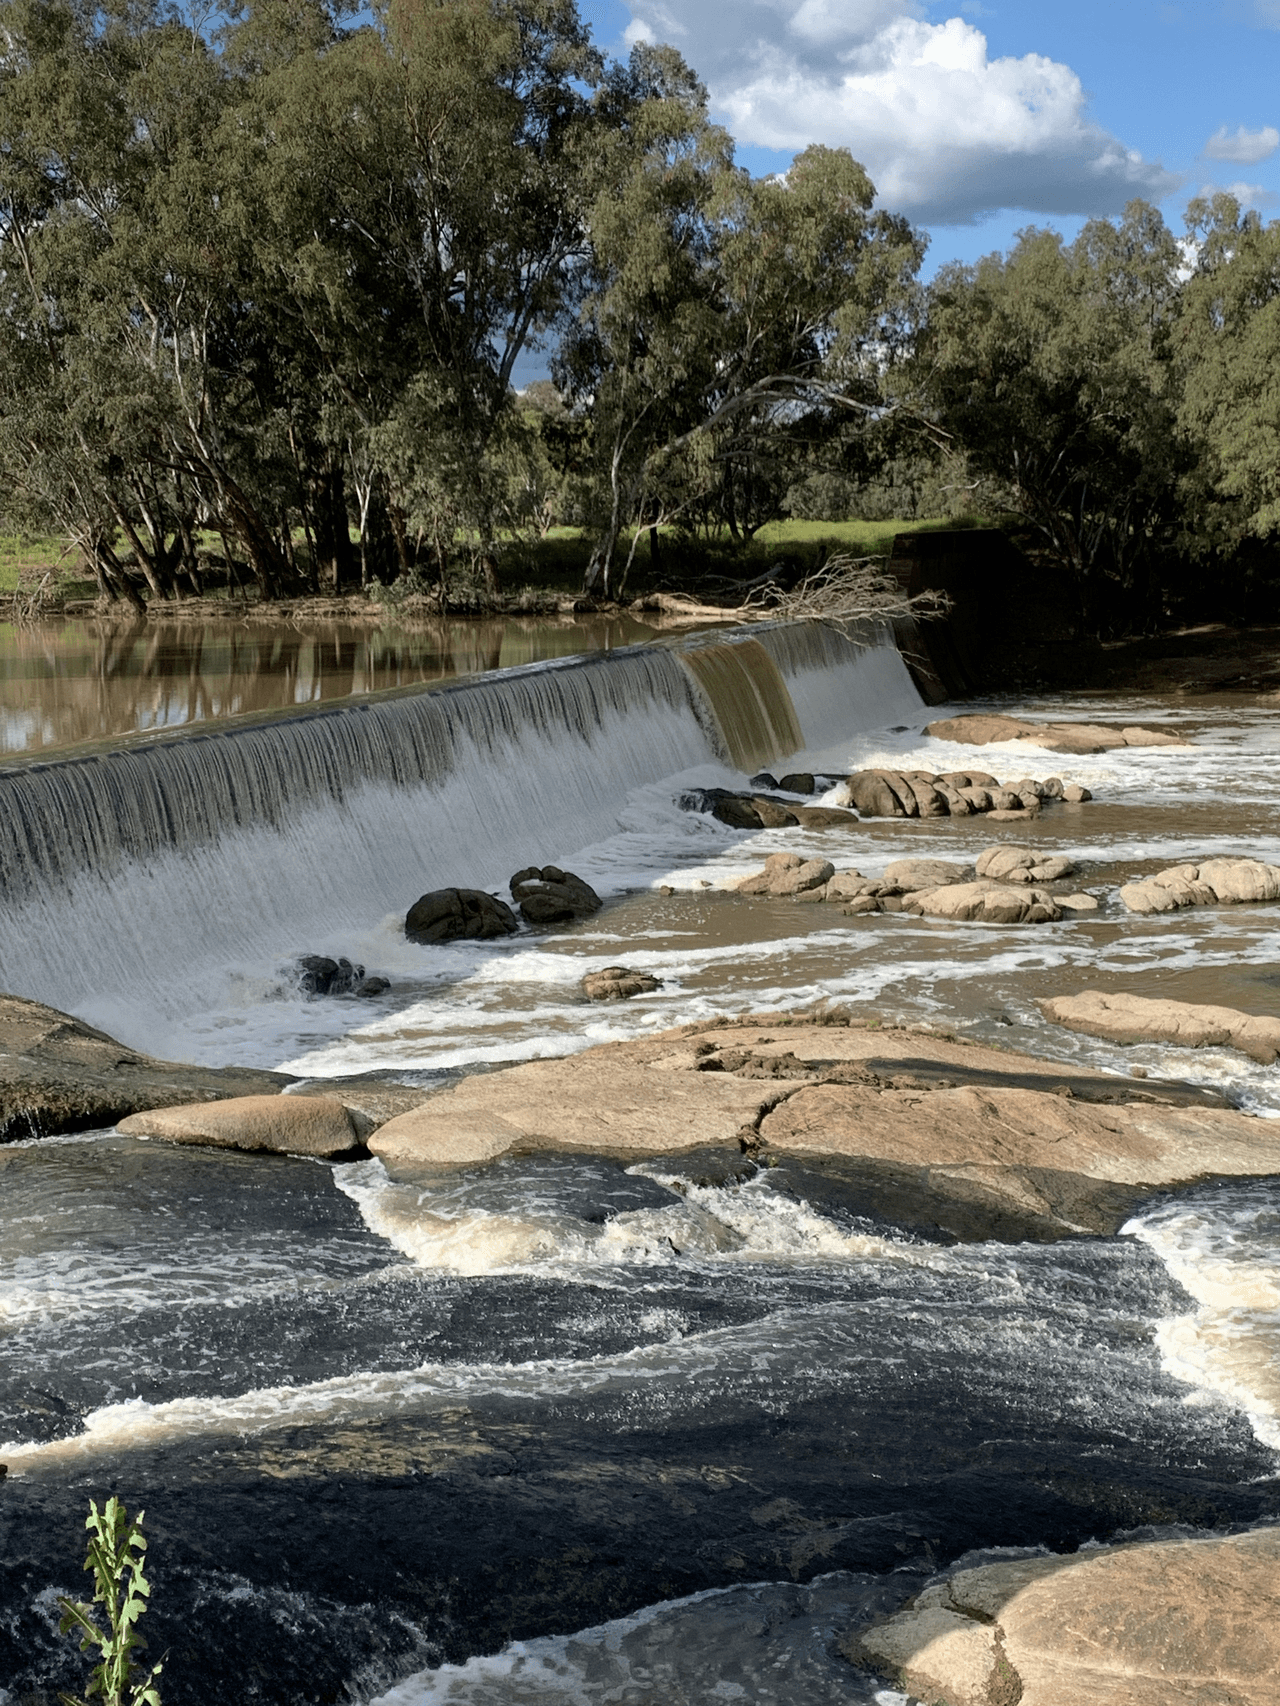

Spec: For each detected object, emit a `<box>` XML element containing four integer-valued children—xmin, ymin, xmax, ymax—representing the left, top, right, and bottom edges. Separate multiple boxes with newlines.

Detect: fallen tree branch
<box><xmin>736</xmin><ymin>552</ymin><xmax>951</xmax><ymax>636</ymax></box>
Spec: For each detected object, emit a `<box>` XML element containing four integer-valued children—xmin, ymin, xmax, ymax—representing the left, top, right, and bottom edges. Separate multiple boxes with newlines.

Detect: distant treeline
<box><xmin>1</xmin><ymin>0</ymin><xmax>1277</xmax><ymax>631</ymax></box>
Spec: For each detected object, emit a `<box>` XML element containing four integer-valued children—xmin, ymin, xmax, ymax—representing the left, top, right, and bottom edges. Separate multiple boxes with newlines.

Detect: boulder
<box><xmin>976</xmin><ymin>846</ymin><xmax>1077</xmax><ymax>884</ymax></box>
<box><xmin>776</xmin><ymin>772</ymin><xmax>816</xmax><ymax>793</ymax></box>
<box><xmin>509</xmin><ymin>865</ymin><xmax>603</xmax><ymax>925</ymax></box>
<box><xmin>356</xmin><ymin>976</ymin><xmax>391</xmax><ymax>998</ymax></box>
<box><xmin>883</xmin><ymin>859</ymin><xmax>971</xmax><ymax>890</ymax></box>
<box><xmin>825</xmin><ymin>871</ymin><xmax>877</xmax><ymax>903</ymax></box>
<box><xmin>789</xmin><ymin>804</ymin><xmax>859</xmax><ymax>828</ymax></box>
<box><xmin>0</xmin><ymin>991</ymin><xmax>295</xmax><ymax>1144</ymax></box>
<box><xmin>850</xmin><ymin>1526</ymin><xmax>1280</xmax><ymax>1706</ymax></box>
<box><xmin>582</xmin><ymin>966</ymin><xmax>663</xmax><ymax>1001</ymax></box>
<box><xmin>1041</xmin><ymin>989</ymin><xmax>1280</xmax><ymax>1065</ymax></box>
<box><xmin>769</xmin><ymin>858</ymin><xmax>835</xmax><ymax>897</ymax></box>
<box><xmin>1055</xmin><ymin>893</ymin><xmax>1099</xmax><ymax>912</ymax></box>
<box><xmin>405</xmin><ymin>887</ymin><xmax>519</xmax><ymax>944</ymax></box>
<box><xmin>843</xmin><ymin>770</ymin><xmax>910</xmax><ymax>818</ymax></box>
<box><xmin>906</xmin><ymin>880</ymin><xmax>1062</xmax><ymax>924</ymax></box>
<box><xmin>1061</xmin><ymin>782</ymin><xmax>1092</xmax><ymax>803</ymax></box>
<box><xmin>1120</xmin><ymin>855</ymin><xmax>1280</xmax><ymax>915</ymax></box>
<box><xmin>118</xmin><ymin>1094</ymin><xmax>361</xmax><ymax>1158</ymax></box>
<box><xmin>295</xmin><ymin>955</ymin><xmax>365</xmax><ymax>996</ymax></box>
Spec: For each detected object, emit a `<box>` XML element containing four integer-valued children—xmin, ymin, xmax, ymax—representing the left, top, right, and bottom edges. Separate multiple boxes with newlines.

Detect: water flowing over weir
<box><xmin>0</xmin><ymin>620</ymin><xmax>924</xmax><ymax>1034</ymax></box>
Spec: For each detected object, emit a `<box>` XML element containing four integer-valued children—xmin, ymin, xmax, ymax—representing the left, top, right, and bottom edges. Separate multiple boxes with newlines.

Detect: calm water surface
<box><xmin>0</xmin><ymin>613</ymin><xmax>663</xmax><ymax>754</ymax></box>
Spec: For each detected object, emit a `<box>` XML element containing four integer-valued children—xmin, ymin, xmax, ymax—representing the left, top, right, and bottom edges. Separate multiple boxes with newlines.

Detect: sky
<box><xmin>577</xmin><ymin>0</ymin><xmax>1280</xmax><ymax>272</ymax></box>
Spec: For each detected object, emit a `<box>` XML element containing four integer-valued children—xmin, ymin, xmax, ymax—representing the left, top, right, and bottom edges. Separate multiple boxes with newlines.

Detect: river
<box><xmin>0</xmin><ymin>613</ymin><xmax>1276</xmax><ymax>1704</ymax></box>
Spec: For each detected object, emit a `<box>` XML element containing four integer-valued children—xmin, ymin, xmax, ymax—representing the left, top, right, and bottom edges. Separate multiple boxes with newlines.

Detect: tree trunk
<box><xmin>311</xmin><ymin>453</ymin><xmax>358</xmax><ymax>592</ymax></box>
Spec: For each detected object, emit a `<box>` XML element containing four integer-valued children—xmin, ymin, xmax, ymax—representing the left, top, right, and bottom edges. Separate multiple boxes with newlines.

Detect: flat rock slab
<box><xmin>366</xmin><ymin>1017</ymin><xmax>1277</xmax><ymax>1237</ymax></box>
<box><xmin>1043</xmin><ymin>989</ymin><xmax>1280</xmax><ymax>1065</ymax></box>
<box><xmin>0</xmin><ymin>991</ymin><xmax>294</xmax><ymax>1144</ymax></box>
<box><xmin>118</xmin><ymin>1094</ymin><xmax>361</xmax><ymax>1158</ymax></box>
<box><xmin>925</xmin><ymin>714</ymin><xmax>1187</xmax><ymax>753</ymax></box>
<box><xmin>851</xmin><ymin>1525</ymin><xmax>1280</xmax><ymax>1706</ymax></box>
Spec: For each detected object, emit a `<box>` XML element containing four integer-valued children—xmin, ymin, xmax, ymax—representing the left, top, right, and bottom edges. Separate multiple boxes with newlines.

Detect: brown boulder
<box><xmin>851</xmin><ymin>1526</ymin><xmax>1280</xmax><ymax>1706</ymax></box>
<box><xmin>976</xmin><ymin>845</ymin><xmax>1077</xmax><ymax>884</ymax></box>
<box><xmin>405</xmin><ymin>887</ymin><xmax>519</xmax><ymax>944</ymax></box>
<box><xmin>118</xmin><ymin>1094</ymin><xmax>361</xmax><ymax>1158</ymax></box>
<box><xmin>582</xmin><ymin>966</ymin><xmax>663</xmax><ymax>1001</ymax></box>
<box><xmin>1120</xmin><ymin>856</ymin><xmax>1280</xmax><ymax>915</ymax></box>
<box><xmin>510</xmin><ymin>865</ymin><xmax>603</xmax><ymax>925</ymax></box>
<box><xmin>843</xmin><ymin>771</ymin><xmax>909</xmax><ymax>818</ymax></box>
<box><xmin>884</xmin><ymin>858</ymin><xmax>971</xmax><ymax>889</ymax></box>
<box><xmin>1041</xmin><ymin>989</ymin><xmax>1280</xmax><ymax>1065</ymax></box>
<box><xmin>906</xmin><ymin>880</ymin><xmax>1062</xmax><ymax>923</ymax></box>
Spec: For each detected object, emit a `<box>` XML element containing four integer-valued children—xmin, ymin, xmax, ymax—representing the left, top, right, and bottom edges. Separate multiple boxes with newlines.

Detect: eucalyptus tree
<box><xmin>556</xmin><ymin>48</ymin><xmax>926</xmax><ymax>593</ymax></box>
<box><xmin>920</xmin><ymin>201</ymin><xmax>1190</xmax><ymax>629</ymax></box>
<box><xmin>1177</xmin><ymin>193</ymin><xmax>1280</xmax><ymax>586</ymax></box>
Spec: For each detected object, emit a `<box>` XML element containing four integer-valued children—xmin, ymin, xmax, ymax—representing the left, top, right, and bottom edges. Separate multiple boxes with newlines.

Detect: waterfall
<box><xmin>0</xmin><ymin>622</ymin><xmax>923</xmax><ymax>1034</ymax></box>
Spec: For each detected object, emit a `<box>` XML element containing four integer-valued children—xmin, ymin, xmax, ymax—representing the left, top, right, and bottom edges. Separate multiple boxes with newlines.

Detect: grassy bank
<box><xmin>1</xmin><ymin>516</ymin><xmax>980</xmax><ymax>607</ymax></box>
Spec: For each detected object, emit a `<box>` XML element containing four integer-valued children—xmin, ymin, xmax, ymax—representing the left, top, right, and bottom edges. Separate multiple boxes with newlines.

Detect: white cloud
<box><xmin>1199</xmin><ymin>178</ymin><xmax>1278</xmax><ymax>210</ymax></box>
<box><xmin>620</xmin><ymin>2</ymin><xmax>1178</xmax><ymax>224</ymax></box>
<box><xmin>1251</xmin><ymin>0</ymin><xmax>1280</xmax><ymax>26</ymax></box>
<box><xmin>1204</xmin><ymin>124</ymin><xmax>1279</xmax><ymax>164</ymax></box>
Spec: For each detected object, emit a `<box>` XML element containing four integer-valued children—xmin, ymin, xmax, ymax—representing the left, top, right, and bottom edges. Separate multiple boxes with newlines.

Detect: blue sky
<box><xmin>577</xmin><ymin>0</ymin><xmax>1280</xmax><ymax>272</ymax></box>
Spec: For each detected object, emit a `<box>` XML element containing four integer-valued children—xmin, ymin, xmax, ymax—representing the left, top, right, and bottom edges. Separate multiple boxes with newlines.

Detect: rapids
<box><xmin>0</xmin><ymin>615</ymin><xmax>1278</xmax><ymax>1704</ymax></box>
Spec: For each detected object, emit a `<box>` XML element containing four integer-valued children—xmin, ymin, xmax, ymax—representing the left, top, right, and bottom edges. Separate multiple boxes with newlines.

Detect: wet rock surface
<box><xmin>0</xmin><ymin>991</ymin><xmax>293</xmax><ymax>1143</ymax></box>
<box><xmin>509</xmin><ymin>865</ymin><xmax>603</xmax><ymax>925</ymax></box>
<box><xmin>295</xmin><ymin>954</ymin><xmax>383</xmax><ymax>997</ymax></box>
<box><xmin>582</xmin><ymin>965</ymin><xmax>663</xmax><ymax>1001</ymax></box>
<box><xmin>405</xmin><ymin>887</ymin><xmax>519</xmax><ymax>944</ymax></box>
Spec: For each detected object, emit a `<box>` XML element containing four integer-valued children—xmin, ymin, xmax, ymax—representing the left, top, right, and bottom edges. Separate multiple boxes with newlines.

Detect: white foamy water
<box><xmin>333</xmin><ymin>1158</ymin><xmax>931</xmax><ymax>1277</ymax></box>
<box><xmin>363</xmin><ymin>1575</ymin><xmax>915</xmax><ymax>1705</ymax></box>
<box><xmin>1126</xmin><ymin>1183</ymin><xmax>1280</xmax><ymax>1452</ymax></box>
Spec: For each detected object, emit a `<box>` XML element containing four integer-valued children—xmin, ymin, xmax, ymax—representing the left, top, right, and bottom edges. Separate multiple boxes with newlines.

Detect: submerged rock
<box><xmin>405</xmin><ymin>887</ymin><xmax>519</xmax><ymax>943</ymax></box>
<box><xmin>850</xmin><ymin>1525</ymin><xmax>1280</xmax><ymax>1706</ymax></box>
<box><xmin>0</xmin><ymin>991</ymin><xmax>294</xmax><ymax>1143</ymax></box>
<box><xmin>883</xmin><ymin>858</ymin><xmax>972</xmax><ymax>890</ymax></box>
<box><xmin>582</xmin><ymin>965</ymin><xmax>663</xmax><ymax>1001</ymax></box>
<box><xmin>1120</xmin><ymin>855</ymin><xmax>1280</xmax><ymax>915</ymax></box>
<box><xmin>510</xmin><ymin>865</ymin><xmax>602</xmax><ymax>924</ymax></box>
<box><xmin>295</xmin><ymin>954</ymin><xmax>365</xmax><ymax>996</ymax></box>
<box><xmin>1042</xmin><ymin>989</ymin><xmax>1280</xmax><ymax>1065</ymax></box>
<box><xmin>925</xmin><ymin>712</ymin><xmax>1188</xmax><ymax>752</ymax></box>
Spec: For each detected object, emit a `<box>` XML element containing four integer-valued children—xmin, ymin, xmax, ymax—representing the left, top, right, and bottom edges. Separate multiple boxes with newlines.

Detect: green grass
<box><xmin>1</xmin><ymin>514</ymin><xmax>987</xmax><ymax>603</ymax></box>
<box><xmin>0</xmin><ymin>532</ymin><xmax>76</xmax><ymax>593</ymax></box>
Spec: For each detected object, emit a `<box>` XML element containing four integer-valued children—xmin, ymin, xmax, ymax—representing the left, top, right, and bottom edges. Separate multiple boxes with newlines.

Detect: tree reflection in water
<box><xmin>0</xmin><ymin>613</ymin><xmax>662</xmax><ymax>755</ymax></box>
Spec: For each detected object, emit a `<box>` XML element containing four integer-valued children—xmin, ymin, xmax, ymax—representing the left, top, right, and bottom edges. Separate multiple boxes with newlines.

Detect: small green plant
<box><xmin>58</xmin><ymin>1497</ymin><xmax>163</xmax><ymax>1706</ymax></box>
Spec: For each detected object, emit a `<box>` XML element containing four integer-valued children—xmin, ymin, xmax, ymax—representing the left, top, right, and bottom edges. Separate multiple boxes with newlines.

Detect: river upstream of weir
<box><xmin>0</xmin><ymin>613</ymin><xmax>1278</xmax><ymax>1705</ymax></box>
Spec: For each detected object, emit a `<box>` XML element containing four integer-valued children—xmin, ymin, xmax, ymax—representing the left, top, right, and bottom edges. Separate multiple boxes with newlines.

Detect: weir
<box><xmin>0</xmin><ymin>620</ymin><xmax>924</xmax><ymax>1033</ymax></box>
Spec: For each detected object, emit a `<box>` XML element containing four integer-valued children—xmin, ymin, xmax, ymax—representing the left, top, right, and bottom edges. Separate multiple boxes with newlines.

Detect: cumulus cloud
<box><xmin>1204</xmin><ymin>124</ymin><xmax>1280</xmax><ymax>164</ymax></box>
<box><xmin>619</xmin><ymin>1</ymin><xmax>1178</xmax><ymax>224</ymax></box>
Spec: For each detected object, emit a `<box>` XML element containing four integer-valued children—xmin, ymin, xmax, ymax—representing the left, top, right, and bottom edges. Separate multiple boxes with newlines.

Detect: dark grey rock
<box><xmin>510</xmin><ymin>866</ymin><xmax>603</xmax><ymax>926</ymax></box>
<box><xmin>405</xmin><ymin>888</ymin><xmax>519</xmax><ymax>945</ymax></box>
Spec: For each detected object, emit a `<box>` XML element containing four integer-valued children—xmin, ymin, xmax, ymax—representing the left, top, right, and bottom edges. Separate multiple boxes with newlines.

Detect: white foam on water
<box><xmin>1125</xmin><ymin>1183</ymin><xmax>1280</xmax><ymax>1454</ymax></box>
<box><xmin>334</xmin><ymin>1159</ymin><xmax>933</xmax><ymax>1278</ymax></box>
